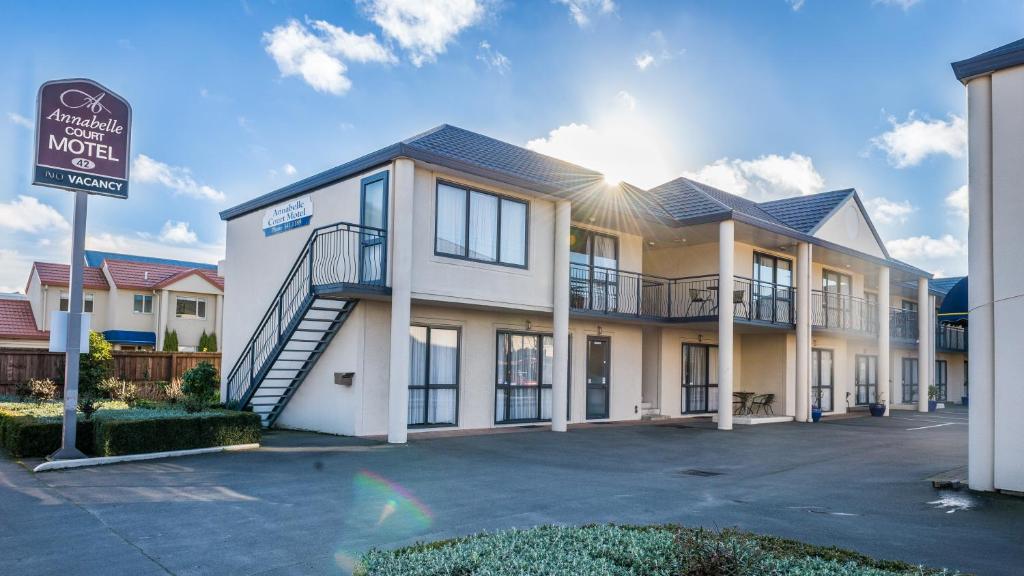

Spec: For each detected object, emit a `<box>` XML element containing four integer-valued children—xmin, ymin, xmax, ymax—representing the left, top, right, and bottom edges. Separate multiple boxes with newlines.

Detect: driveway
<box><xmin>2</xmin><ymin>407</ymin><xmax>1021</xmax><ymax>575</ymax></box>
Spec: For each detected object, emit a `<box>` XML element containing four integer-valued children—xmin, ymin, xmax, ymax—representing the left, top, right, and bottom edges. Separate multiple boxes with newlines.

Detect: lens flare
<box><xmin>353</xmin><ymin>469</ymin><xmax>434</xmax><ymax>531</ymax></box>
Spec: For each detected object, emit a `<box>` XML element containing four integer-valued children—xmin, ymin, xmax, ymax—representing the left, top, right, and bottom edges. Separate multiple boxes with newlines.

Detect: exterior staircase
<box><xmin>223</xmin><ymin>221</ymin><xmax>388</xmax><ymax>427</ymax></box>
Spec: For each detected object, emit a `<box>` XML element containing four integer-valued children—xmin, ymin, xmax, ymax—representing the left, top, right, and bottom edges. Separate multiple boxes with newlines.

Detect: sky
<box><xmin>2</xmin><ymin>0</ymin><xmax>1020</xmax><ymax>292</ymax></box>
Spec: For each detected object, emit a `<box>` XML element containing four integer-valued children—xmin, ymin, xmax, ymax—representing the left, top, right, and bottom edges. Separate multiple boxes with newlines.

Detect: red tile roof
<box><xmin>0</xmin><ymin>298</ymin><xmax>48</xmax><ymax>341</ymax></box>
<box><xmin>103</xmin><ymin>259</ymin><xmax>224</xmax><ymax>291</ymax></box>
<box><xmin>32</xmin><ymin>262</ymin><xmax>109</xmax><ymax>290</ymax></box>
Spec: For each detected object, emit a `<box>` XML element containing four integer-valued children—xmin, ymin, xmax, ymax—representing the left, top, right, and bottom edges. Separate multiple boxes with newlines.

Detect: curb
<box><xmin>32</xmin><ymin>443</ymin><xmax>260</xmax><ymax>472</ymax></box>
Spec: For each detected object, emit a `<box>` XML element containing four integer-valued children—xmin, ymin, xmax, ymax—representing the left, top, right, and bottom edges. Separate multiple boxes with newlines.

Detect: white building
<box><xmin>954</xmin><ymin>38</ymin><xmax>1024</xmax><ymax>494</ymax></box>
<box><xmin>219</xmin><ymin>125</ymin><xmax>965</xmax><ymax>442</ymax></box>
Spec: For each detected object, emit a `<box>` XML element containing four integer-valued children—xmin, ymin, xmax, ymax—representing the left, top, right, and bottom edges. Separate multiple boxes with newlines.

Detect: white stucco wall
<box><xmin>813</xmin><ymin>197</ymin><xmax>886</xmax><ymax>259</ymax></box>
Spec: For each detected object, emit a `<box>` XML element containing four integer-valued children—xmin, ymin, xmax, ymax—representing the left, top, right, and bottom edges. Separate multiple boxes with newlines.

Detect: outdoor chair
<box><xmin>751</xmin><ymin>393</ymin><xmax>775</xmax><ymax>416</ymax></box>
<box><xmin>686</xmin><ymin>288</ymin><xmax>710</xmax><ymax>316</ymax></box>
<box><xmin>732</xmin><ymin>289</ymin><xmax>748</xmax><ymax>317</ymax></box>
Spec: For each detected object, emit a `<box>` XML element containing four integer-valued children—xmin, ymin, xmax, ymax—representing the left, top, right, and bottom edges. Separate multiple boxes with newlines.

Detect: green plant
<box><xmin>15</xmin><ymin>378</ymin><xmax>59</xmax><ymax>402</ymax></box>
<box><xmin>678</xmin><ymin>528</ymin><xmax>766</xmax><ymax>576</ymax></box>
<box><xmin>928</xmin><ymin>385</ymin><xmax>938</xmax><ymax>400</ymax></box>
<box><xmin>163</xmin><ymin>329</ymin><xmax>179</xmax><ymax>352</ymax></box>
<box><xmin>77</xmin><ymin>396</ymin><xmax>100</xmax><ymax>420</ymax></box>
<box><xmin>79</xmin><ymin>331</ymin><xmax>113</xmax><ymax>398</ymax></box>
<box><xmin>181</xmin><ymin>361</ymin><xmax>219</xmax><ymax>412</ymax></box>
<box><xmin>91</xmin><ymin>411</ymin><xmax>260</xmax><ymax>456</ymax></box>
<box><xmin>159</xmin><ymin>378</ymin><xmax>185</xmax><ymax>403</ymax></box>
<box><xmin>205</xmin><ymin>332</ymin><xmax>218</xmax><ymax>352</ymax></box>
<box><xmin>99</xmin><ymin>377</ymin><xmax>139</xmax><ymax>406</ymax></box>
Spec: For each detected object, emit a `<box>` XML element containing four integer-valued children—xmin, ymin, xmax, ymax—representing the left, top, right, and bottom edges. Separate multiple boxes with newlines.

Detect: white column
<box><xmin>967</xmin><ymin>76</ymin><xmax>995</xmax><ymax>491</ymax></box>
<box><xmin>215</xmin><ymin>294</ymin><xmax>224</xmax><ymax>343</ymax></box>
<box><xmin>917</xmin><ymin>277</ymin><xmax>930</xmax><ymax>413</ymax></box>
<box><xmin>552</xmin><ymin>201</ymin><xmax>571</xmax><ymax>432</ymax></box>
<box><xmin>795</xmin><ymin>242</ymin><xmax>811</xmax><ymax>423</ymax></box>
<box><xmin>387</xmin><ymin>158</ymin><xmax>415</xmax><ymax>444</ymax></box>
<box><xmin>717</xmin><ymin>220</ymin><xmax>735</xmax><ymax>430</ymax></box>
<box><xmin>157</xmin><ymin>290</ymin><xmax>169</xmax><ymax>350</ymax></box>
<box><xmin>877</xmin><ymin>266</ymin><xmax>891</xmax><ymax>415</ymax></box>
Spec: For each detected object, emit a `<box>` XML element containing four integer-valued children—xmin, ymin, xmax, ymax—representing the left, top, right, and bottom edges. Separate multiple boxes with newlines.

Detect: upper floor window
<box><xmin>175</xmin><ymin>296</ymin><xmax>207</xmax><ymax>319</ymax></box>
<box><xmin>570</xmin><ymin>227</ymin><xmax>618</xmax><ymax>270</ymax></box>
<box><xmin>753</xmin><ymin>252</ymin><xmax>792</xmax><ymax>286</ymax></box>
<box><xmin>435</xmin><ymin>182</ymin><xmax>527</xmax><ymax>267</ymax></box>
<box><xmin>822</xmin><ymin>270</ymin><xmax>852</xmax><ymax>296</ymax></box>
<box><xmin>60</xmin><ymin>292</ymin><xmax>94</xmax><ymax>313</ymax></box>
<box><xmin>133</xmin><ymin>294</ymin><xmax>153</xmax><ymax>314</ymax></box>
<box><xmin>901</xmin><ymin>300</ymin><xmax>918</xmax><ymax>312</ymax></box>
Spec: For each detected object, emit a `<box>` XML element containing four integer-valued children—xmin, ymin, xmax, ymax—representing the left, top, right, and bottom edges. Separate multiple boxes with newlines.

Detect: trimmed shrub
<box><xmin>16</xmin><ymin>378</ymin><xmax>59</xmax><ymax>402</ymax></box>
<box><xmin>91</xmin><ymin>411</ymin><xmax>260</xmax><ymax>456</ymax></box>
<box><xmin>98</xmin><ymin>377</ymin><xmax>139</xmax><ymax>406</ymax></box>
<box><xmin>163</xmin><ymin>329</ymin><xmax>179</xmax><ymax>352</ymax></box>
<box><xmin>205</xmin><ymin>332</ymin><xmax>218</xmax><ymax>352</ymax></box>
<box><xmin>0</xmin><ymin>409</ymin><xmax>92</xmax><ymax>458</ymax></box>
<box><xmin>159</xmin><ymin>379</ymin><xmax>185</xmax><ymax>404</ymax></box>
<box><xmin>79</xmin><ymin>331</ymin><xmax>113</xmax><ymax>398</ymax></box>
<box><xmin>181</xmin><ymin>361</ymin><xmax>219</xmax><ymax>413</ymax></box>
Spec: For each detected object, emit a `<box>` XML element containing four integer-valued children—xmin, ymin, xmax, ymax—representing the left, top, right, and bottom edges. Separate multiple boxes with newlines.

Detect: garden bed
<box><xmin>358</xmin><ymin>525</ymin><xmax>956</xmax><ymax>576</ymax></box>
<box><xmin>0</xmin><ymin>400</ymin><xmax>260</xmax><ymax>458</ymax></box>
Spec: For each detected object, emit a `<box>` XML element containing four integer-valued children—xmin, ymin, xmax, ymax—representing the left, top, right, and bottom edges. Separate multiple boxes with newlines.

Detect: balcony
<box><xmin>568</xmin><ymin>264</ymin><xmax>795</xmax><ymax>325</ymax></box>
<box><xmin>936</xmin><ymin>323</ymin><xmax>968</xmax><ymax>352</ymax></box>
<box><xmin>890</xmin><ymin>308</ymin><xmax>919</xmax><ymax>345</ymax></box>
<box><xmin>810</xmin><ymin>290</ymin><xmax>877</xmax><ymax>336</ymax></box>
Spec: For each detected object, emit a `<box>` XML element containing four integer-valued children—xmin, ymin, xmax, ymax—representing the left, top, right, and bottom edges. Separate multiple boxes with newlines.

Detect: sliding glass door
<box><xmin>408</xmin><ymin>326</ymin><xmax>458</xmax><ymax>427</ymax></box>
<box><xmin>496</xmin><ymin>332</ymin><xmax>553</xmax><ymax>423</ymax></box>
<box><xmin>854</xmin><ymin>355</ymin><xmax>877</xmax><ymax>405</ymax></box>
<box><xmin>902</xmin><ymin>357</ymin><xmax>919</xmax><ymax>404</ymax></box>
<box><xmin>752</xmin><ymin>252</ymin><xmax>793</xmax><ymax>322</ymax></box>
<box><xmin>811</xmin><ymin>348</ymin><xmax>834</xmax><ymax>412</ymax></box>
<box><xmin>935</xmin><ymin>360</ymin><xmax>947</xmax><ymax>402</ymax></box>
<box><xmin>682</xmin><ymin>343</ymin><xmax>719</xmax><ymax>413</ymax></box>
<box><xmin>570</xmin><ymin>227</ymin><xmax>619</xmax><ymax>312</ymax></box>
<box><xmin>822</xmin><ymin>270</ymin><xmax>851</xmax><ymax>329</ymax></box>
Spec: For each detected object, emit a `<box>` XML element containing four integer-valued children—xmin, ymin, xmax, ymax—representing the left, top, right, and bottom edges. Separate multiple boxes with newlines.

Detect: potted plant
<box><xmin>811</xmin><ymin>389</ymin><xmax>823</xmax><ymax>422</ymax></box>
<box><xmin>869</xmin><ymin>393</ymin><xmax>886</xmax><ymax>417</ymax></box>
<box><xmin>927</xmin><ymin>386</ymin><xmax>938</xmax><ymax>412</ymax></box>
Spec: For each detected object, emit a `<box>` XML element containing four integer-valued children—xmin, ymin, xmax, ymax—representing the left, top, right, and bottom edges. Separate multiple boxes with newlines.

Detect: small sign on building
<box><xmin>263</xmin><ymin>195</ymin><xmax>313</xmax><ymax>236</ymax></box>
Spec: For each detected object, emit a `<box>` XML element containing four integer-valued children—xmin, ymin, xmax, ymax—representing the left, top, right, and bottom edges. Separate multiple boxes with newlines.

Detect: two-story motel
<box><xmin>219</xmin><ymin>125</ymin><xmax>968</xmax><ymax>442</ymax></box>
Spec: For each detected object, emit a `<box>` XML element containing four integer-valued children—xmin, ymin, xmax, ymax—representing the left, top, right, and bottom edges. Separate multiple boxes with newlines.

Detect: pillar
<box><xmin>387</xmin><ymin>158</ymin><xmax>415</xmax><ymax>444</ymax></box>
<box><xmin>917</xmin><ymin>277</ymin><xmax>930</xmax><ymax>413</ymax></box>
<box><xmin>877</xmin><ymin>266</ymin><xmax>890</xmax><ymax>415</ymax></box>
<box><xmin>215</xmin><ymin>293</ymin><xmax>224</xmax><ymax>344</ymax></box>
<box><xmin>795</xmin><ymin>242</ymin><xmax>811</xmax><ymax>423</ymax></box>
<box><xmin>551</xmin><ymin>200</ymin><xmax>571</xmax><ymax>432</ymax></box>
<box><xmin>717</xmin><ymin>220</ymin><xmax>735</xmax><ymax>430</ymax></box>
<box><xmin>157</xmin><ymin>289</ymin><xmax>169</xmax><ymax>350</ymax></box>
<box><xmin>967</xmin><ymin>75</ymin><xmax>995</xmax><ymax>491</ymax></box>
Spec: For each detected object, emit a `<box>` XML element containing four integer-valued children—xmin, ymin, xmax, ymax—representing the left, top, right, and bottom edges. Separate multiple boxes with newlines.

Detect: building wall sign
<box><xmin>34</xmin><ymin>78</ymin><xmax>132</xmax><ymax>199</ymax></box>
<box><xmin>263</xmin><ymin>195</ymin><xmax>313</xmax><ymax>236</ymax></box>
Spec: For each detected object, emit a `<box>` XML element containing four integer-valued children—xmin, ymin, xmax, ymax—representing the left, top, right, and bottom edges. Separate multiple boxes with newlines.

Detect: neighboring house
<box><xmin>954</xmin><ymin>37</ymin><xmax>1024</xmax><ymax>494</ymax></box>
<box><xmin>18</xmin><ymin>250</ymin><xmax>224</xmax><ymax>351</ymax></box>
<box><xmin>0</xmin><ymin>293</ymin><xmax>50</xmax><ymax>348</ymax></box>
<box><xmin>219</xmin><ymin>124</ymin><xmax>960</xmax><ymax>443</ymax></box>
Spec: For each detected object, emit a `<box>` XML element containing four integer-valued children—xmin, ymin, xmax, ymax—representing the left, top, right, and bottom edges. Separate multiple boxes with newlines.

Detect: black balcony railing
<box><xmin>936</xmin><ymin>323</ymin><xmax>968</xmax><ymax>352</ymax></box>
<box><xmin>890</xmin><ymin>308</ymin><xmax>919</xmax><ymax>343</ymax></box>
<box><xmin>810</xmin><ymin>290</ymin><xmax>877</xmax><ymax>335</ymax></box>
<box><xmin>569</xmin><ymin>263</ymin><xmax>671</xmax><ymax>318</ymax></box>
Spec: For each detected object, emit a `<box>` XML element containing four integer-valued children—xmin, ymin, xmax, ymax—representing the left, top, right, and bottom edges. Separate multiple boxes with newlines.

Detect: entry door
<box><xmin>822</xmin><ymin>270</ymin><xmax>851</xmax><ymax>329</ymax></box>
<box><xmin>359</xmin><ymin>173</ymin><xmax>388</xmax><ymax>284</ymax></box>
<box><xmin>811</xmin><ymin>348</ymin><xmax>834</xmax><ymax>411</ymax></box>
<box><xmin>854</xmin><ymin>355</ymin><xmax>877</xmax><ymax>405</ymax></box>
<box><xmin>935</xmin><ymin>360</ymin><xmax>948</xmax><ymax>402</ymax></box>
<box><xmin>682</xmin><ymin>344</ymin><xmax>719</xmax><ymax>413</ymax></box>
<box><xmin>902</xmin><ymin>358</ymin><xmax>919</xmax><ymax>404</ymax></box>
<box><xmin>585</xmin><ymin>336</ymin><xmax>610</xmax><ymax>419</ymax></box>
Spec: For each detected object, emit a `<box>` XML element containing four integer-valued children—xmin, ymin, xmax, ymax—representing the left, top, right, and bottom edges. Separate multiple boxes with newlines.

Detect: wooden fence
<box><xmin>0</xmin><ymin>349</ymin><xmax>221</xmax><ymax>391</ymax></box>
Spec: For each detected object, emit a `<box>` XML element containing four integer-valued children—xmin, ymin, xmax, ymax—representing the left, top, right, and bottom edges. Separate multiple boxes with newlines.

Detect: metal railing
<box><xmin>224</xmin><ymin>222</ymin><xmax>387</xmax><ymax>405</ymax></box>
<box><xmin>569</xmin><ymin>263</ymin><xmax>671</xmax><ymax>318</ymax></box>
<box><xmin>936</xmin><ymin>323</ymin><xmax>967</xmax><ymax>352</ymax></box>
<box><xmin>889</xmin><ymin>308</ymin><xmax>919</xmax><ymax>343</ymax></box>
<box><xmin>736</xmin><ymin>276</ymin><xmax>796</xmax><ymax>324</ymax></box>
<box><xmin>810</xmin><ymin>290</ymin><xmax>877</xmax><ymax>335</ymax></box>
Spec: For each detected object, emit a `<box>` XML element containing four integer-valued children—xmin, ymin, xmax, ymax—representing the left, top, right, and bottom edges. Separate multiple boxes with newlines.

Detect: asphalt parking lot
<box><xmin>2</xmin><ymin>406</ymin><xmax>1021</xmax><ymax>575</ymax></box>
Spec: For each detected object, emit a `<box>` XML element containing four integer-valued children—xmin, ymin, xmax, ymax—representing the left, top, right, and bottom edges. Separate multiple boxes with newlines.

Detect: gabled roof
<box><xmin>104</xmin><ymin>259</ymin><xmax>224</xmax><ymax>291</ymax></box>
<box><xmin>759</xmin><ymin>189</ymin><xmax>854</xmax><ymax>234</ymax></box>
<box><xmin>84</xmin><ymin>250</ymin><xmax>218</xmax><ymax>271</ymax></box>
<box><xmin>0</xmin><ymin>297</ymin><xmax>48</xmax><ymax>341</ymax></box>
<box><xmin>952</xmin><ymin>37</ymin><xmax>1024</xmax><ymax>83</ymax></box>
<box><xmin>32</xmin><ymin>262</ymin><xmax>109</xmax><ymax>290</ymax></box>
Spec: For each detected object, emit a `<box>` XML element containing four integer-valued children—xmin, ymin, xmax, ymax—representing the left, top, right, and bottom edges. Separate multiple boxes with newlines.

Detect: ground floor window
<box><xmin>935</xmin><ymin>360</ymin><xmax>948</xmax><ymax>402</ymax></box>
<box><xmin>409</xmin><ymin>326</ymin><xmax>459</xmax><ymax>427</ymax></box>
<box><xmin>681</xmin><ymin>343</ymin><xmax>719</xmax><ymax>414</ymax></box>
<box><xmin>812</xmin><ymin>348</ymin><xmax>834</xmax><ymax>412</ymax></box>
<box><xmin>854</xmin><ymin>355</ymin><xmax>877</xmax><ymax>405</ymax></box>
<box><xmin>496</xmin><ymin>332</ymin><xmax>553</xmax><ymax>423</ymax></box>
<box><xmin>902</xmin><ymin>358</ymin><xmax>919</xmax><ymax>404</ymax></box>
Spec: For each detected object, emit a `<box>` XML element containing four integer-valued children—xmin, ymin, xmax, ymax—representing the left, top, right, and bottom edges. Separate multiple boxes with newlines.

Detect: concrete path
<box><xmin>2</xmin><ymin>406</ymin><xmax>1021</xmax><ymax>575</ymax></box>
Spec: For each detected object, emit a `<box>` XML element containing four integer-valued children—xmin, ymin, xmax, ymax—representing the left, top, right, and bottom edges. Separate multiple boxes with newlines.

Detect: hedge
<box><xmin>0</xmin><ymin>403</ymin><xmax>260</xmax><ymax>458</ymax></box>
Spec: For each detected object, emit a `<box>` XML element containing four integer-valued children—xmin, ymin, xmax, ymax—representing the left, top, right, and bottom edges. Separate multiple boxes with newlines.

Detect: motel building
<box><xmin>219</xmin><ymin>125</ymin><xmax>968</xmax><ymax>442</ymax></box>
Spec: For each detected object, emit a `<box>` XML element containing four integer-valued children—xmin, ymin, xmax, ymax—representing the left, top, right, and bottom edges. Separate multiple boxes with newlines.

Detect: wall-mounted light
<box><xmin>526</xmin><ymin>320</ymin><xmax>533</xmax><ymax>331</ymax></box>
<box><xmin>697</xmin><ymin>333</ymin><xmax>704</xmax><ymax>343</ymax></box>
<box><xmin>597</xmin><ymin>325</ymin><xmax>603</xmax><ymax>335</ymax></box>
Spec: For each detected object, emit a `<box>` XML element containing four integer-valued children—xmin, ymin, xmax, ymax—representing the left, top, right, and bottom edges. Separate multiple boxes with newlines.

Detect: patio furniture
<box><xmin>733</xmin><ymin>392</ymin><xmax>756</xmax><ymax>415</ymax></box>
<box><xmin>686</xmin><ymin>288</ymin><xmax>712</xmax><ymax>316</ymax></box>
<box><xmin>732</xmin><ymin>289</ymin><xmax>748</xmax><ymax>317</ymax></box>
<box><xmin>751</xmin><ymin>393</ymin><xmax>775</xmax><ymax>415</ymax></box>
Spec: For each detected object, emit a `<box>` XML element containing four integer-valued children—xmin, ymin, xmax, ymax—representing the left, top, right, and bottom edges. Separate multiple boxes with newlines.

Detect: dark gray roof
<box><xmin>952</xmin><ymin>37</ymin><xmax>1024</xmax><ymax>82</ymax></box>
<box><xmin>930</xmin><ymin>276</ymin><xmax>965</xmax><ymax>295</ymax></box>
<box><xmin>759</xmin><ymin>189</ymin><xmax>854</xmax><ymax>233</ymax></box>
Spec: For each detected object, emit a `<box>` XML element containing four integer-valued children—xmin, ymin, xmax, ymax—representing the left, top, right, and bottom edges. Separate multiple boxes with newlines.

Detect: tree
<box><xmin>79</xmin><ymin>331</ymin><xmax>113</xmax><ymax>399</ymax></box>
<box><xmin>206</xmin><ymin>332</ymin><xmax>218</xmax><ymax>352</ymax></box>
<box><xmin>163</xmin><ymin>329</ymin><xmax>179</xmax><ymax>352</ymax></box>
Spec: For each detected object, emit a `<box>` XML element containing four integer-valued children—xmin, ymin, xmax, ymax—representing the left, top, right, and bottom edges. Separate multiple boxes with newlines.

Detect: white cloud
<box><xmin>362</xmin><ymin>0</ymin><xmax>485</xmax><ymax>66</ymax></box>
<box><xmin>946</xmin><ymin>184</ymin><xmax>968</xmax><ymax>220</ymax></box>
<box><xmin>635</xmin><ymin>52</ymin><xmax>655</xmax><ymax>70</ymax></box>
<box><xmin>864</xmin><ymin>197</ymin><xmax>916</xmax><ymax>225</ymax></box>
<box><xmin>683</xmin><ymin>153</ymin><xmax>825</xmax><ymax>201</ymax></box>
<box><xmin>283</xmin><ymin>163</ymin><xmax>297</xmax><ymax>175</ymax></box>
<box><xmin>159</xmin><ymin>221</ymin><xmax>199</xmax><ymax>245</ymax></box>
<box><xmin>871</xmin><ymin>112</ymin><xmax>966</xmax><ymax>168</ymax></box>
<box><xmin>0</xmin><ymin>249</ymin><xmax>34</xmax><ymax>295</ymax></box>
<box><xmin>556</xmin><ymin>0</ymin><xmax>616</xmax><ymax>27</ymax></box>
<box><xmin>476</xmin><ymin>40</ymin><xmax>510</xmax><ymax>74</ymax></box>
<box><xmin>133</xmin><ymin>154</ymin><xmax>226</xmax><ymax>202</ymax></box>
<box><xmin>0</xmin><ymin>195</ymin><xmax>70</xmax><ymax>233</ymax></box>
<box><xmin>264</xmin><ymin>18</ymin><xmax>395</xmax><ymax>95</ymax></box>
<box><xmin>615</xmin><ymin>90</ymin><xmax>636</xmax><ymax>111</ymax></box>
<box><xmin>874</xmin><ymin>0</ymin><xmax>922</xmax><ymax>10</ymax></box>
<box><xmin>886</xmin><ymin>234</ymin><xmax>966</xmax><ymax>275</ymax></box>
<box><xmin>7</xmin><ymin>112</ymin><xmax>32</xmax><ymax>129</ymax></box>
<box><xmin>788</xmin><ymin>0</ymin><xmax>806</xmax><ymax>10</ymax></box>
<box><xmin>634</xmin><ymin>30</ymin><xmax>681</xmax><ymax>71</ymax></box>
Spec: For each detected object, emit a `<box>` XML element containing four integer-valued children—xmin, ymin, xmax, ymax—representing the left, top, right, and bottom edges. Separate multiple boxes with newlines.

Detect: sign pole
<box><xmin>51</xmin><ymin>190</ymin><xmax>89</xmax><ymax>460</ymax></box>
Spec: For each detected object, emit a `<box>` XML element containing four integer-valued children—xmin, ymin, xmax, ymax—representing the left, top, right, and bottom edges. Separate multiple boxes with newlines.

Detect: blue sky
<box><xmin>2</xmin><ymin>0</ymin><xmax>1019</xmax><ymax>291</ymax></box>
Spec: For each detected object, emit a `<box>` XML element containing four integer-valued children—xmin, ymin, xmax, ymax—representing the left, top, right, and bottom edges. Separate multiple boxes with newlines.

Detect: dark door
<box><xmin>585</xmin><ymin>336</ymin><xmax>610</xmax><ymax>419</ymax></box>
<box><xmin>359</xmin><ymin>173</ymin><xmax>388</xmax><ymax>284</ymax></box>
<box><xmin>935</xmin><ymin>360</ymin><xmax>948</xmax><ymax>402</ymax></box>
<box><xmin>812</xmin><ymin>348</ymin><xmax>834</xmax><ymax>411</ymax></box>
<box><xmin>902</xmin><ymin>358</ymin><xmax>919</xmax><ymax>404</ymax></box>
<box><xmin>854</xmin><ymin>355</ymin><xmax>877</xmax><ymax>405</ymax></box>
<box><xmin>682</xmin><ymin>343</ymin><xmax>719</xmax><ymax>413</ymax></box>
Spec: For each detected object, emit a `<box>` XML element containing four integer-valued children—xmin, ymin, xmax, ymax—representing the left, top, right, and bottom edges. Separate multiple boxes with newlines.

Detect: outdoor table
<box><xmin>733</xmin><ymin>392</ymin><xmax>756</xmax><ymax>415</ymax></box>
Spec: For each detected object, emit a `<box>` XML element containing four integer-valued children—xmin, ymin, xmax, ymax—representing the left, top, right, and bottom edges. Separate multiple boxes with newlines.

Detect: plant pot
<box><xmin>961</xmin><ymin>396</ymin><xmax>969</xmax><ymax>407</ymax></box>
<box><xmin>868</xmin><ymin>403</ymin><xmax>886</xmax><ymax>417</ymax></box>
<box><xmin>811</xmin><ymin>408</ymin><xmax>822</xmax><ymax>422</ymax></box>
<box><xmin>928</xmin><ymin>400</ymin><xmax>937</xmax><ymax>412</ymax></box>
